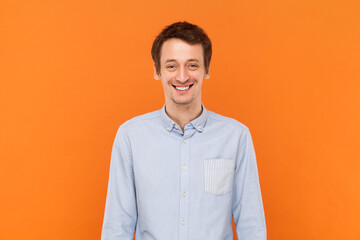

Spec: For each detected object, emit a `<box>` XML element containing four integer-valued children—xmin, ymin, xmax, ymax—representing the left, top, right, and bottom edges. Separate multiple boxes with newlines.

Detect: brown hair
<box><xmin>151</xmin><ymin>21</ymin><xmax>212</xmax><ymax>75</ymax></box>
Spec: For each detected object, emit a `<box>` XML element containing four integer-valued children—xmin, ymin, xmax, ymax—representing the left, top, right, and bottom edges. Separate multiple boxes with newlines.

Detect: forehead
<box><xmin>160</xmin><ymin>38</ymin><xmax>203</xmax><ymax>63</ymax></box>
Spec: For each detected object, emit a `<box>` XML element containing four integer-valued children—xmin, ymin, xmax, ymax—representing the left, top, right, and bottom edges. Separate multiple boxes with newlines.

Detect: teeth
<box><xmin>175</xmin><ymin>85</ymin><xmax>190</xmax><ymax>91</ymax></box>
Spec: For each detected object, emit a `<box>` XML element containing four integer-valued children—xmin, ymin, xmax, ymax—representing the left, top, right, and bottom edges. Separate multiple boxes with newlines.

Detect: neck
<box><xmin>165</xmin><ymin>101</ymin><xmax>202</xmax><ymax>133</ymax></box>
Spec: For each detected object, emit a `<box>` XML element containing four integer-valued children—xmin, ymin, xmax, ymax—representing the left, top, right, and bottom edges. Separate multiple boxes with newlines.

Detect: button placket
<box><xmin>179</xmin><ymin>137</ymin><xmax>190</xmax><ymax>240</ymax></box>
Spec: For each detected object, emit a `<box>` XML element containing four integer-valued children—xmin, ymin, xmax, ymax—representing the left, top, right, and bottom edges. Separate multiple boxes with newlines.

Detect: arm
<box><xmin>101</xmin><ymin>126</ymin><xmax>137</xmax><ymax>240</ymax></box>
<box><xmin>232</xmin><ymin>129</ymin><xmax>266</xmax><ymax>240</ymax></box>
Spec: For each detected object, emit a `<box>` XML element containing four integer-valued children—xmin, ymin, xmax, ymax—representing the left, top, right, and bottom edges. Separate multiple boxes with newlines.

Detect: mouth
<box><xmin>172</xmin><ymin>84</ymin><xmax>194</xmax><ymax>92</ymax></box>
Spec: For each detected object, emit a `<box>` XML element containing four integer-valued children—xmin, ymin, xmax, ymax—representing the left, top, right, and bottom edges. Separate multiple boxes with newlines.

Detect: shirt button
<box><xmin>182</xmin><ymin>165</ymin><xmax>187</xmax><ymax>170</ymax></box>
<box><xmin>182</xmin><ymin>192</ymin><xmax>187</xmax><ymax>197</ymax></box>
<box><xmin>183</xmin><ymin>139</ymin><xmax>187</xmax><ymax>144</ymax></box>
<box><xmin>181</xmin><ymin>220</ymin><xmax>185</xmax><ymax>225</ymax></box>
<box><xmin>175</xmin><ymin>125</ymin><xmax>179</xmax><ymax>129</ymax></box>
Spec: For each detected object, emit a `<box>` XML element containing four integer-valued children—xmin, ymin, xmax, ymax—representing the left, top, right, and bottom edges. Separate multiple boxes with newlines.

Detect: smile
<box><xmin>172</xmin><ymin>84</ymin><xmax>194</xmax><ymax>91</ymax></box>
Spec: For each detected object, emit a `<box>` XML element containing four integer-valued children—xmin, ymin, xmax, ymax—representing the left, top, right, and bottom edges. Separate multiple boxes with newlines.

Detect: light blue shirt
<box><xmin>101</xmin><ymin>104</ymin><xmax>266</xmax><ymax>240</ymax></box>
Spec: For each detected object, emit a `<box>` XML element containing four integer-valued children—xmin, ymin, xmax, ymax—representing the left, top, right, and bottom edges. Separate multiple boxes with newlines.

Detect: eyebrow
<box><xmin>164</xmin><ymin>59</ymin><xmax>200</xmax><ymax>63</ymax></box>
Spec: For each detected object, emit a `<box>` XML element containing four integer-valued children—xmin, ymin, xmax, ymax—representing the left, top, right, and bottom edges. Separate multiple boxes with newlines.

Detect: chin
<box><xmin>172</xmin><ymin>99</ymin><xmax>193</xmax><ymax>105</ymax></box>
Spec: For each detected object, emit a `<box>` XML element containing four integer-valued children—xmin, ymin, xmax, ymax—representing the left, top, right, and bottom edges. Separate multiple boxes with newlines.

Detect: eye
<box><xmin>166</xmin><ymin>65</ymin><xmax>176</xmax><ymax>70</ymax></box>
<box><xmin>188</xmin><ymin>63</ymin><xmax>199</xmax><ymax>69</ymax></box>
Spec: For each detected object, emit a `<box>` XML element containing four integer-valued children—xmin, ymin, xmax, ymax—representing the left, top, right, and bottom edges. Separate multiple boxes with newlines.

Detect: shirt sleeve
<box><xmin>232</xmin><ymin>128</ymin><xmax>267</xmax><ymax>240</ymax></box>
<box><xmin>101</xmin><ymin>126</ymin><xmax>137</xmax><ymax>240</ymax></box>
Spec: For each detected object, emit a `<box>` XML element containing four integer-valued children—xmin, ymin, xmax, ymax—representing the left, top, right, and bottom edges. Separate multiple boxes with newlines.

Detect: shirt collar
<box><xmin>160</xmin><ymin>103</ymin><xmax>208</xmax><ymax>133</ymax></box>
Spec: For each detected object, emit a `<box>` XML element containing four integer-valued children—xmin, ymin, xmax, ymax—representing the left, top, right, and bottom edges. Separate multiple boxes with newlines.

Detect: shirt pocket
<box><xmin>204</xmin><ymin>159</ymin><xmax>235</xmax><ymax>195</ymax></box>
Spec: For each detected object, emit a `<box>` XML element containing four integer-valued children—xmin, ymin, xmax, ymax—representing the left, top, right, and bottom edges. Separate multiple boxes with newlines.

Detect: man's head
<box><xmin>151</xmin><ymin>22</ymin><xmax>212</xmax><ymax>107</ymax></box>
<box><xmin>151</xmin><ymin>21</ymin><xmax>212</xmax><ymax>75</ymax></box>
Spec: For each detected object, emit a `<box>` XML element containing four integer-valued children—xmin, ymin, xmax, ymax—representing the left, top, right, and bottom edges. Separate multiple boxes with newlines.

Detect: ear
<box><xmin>204</xmin><ymin>68</ymin><xmax>211</xmax><ymax>79</ymax></box>
<box><xmin>154</xmin><ymin>63</ymin><xmax>160</xmax><ymax>80</ymax></box>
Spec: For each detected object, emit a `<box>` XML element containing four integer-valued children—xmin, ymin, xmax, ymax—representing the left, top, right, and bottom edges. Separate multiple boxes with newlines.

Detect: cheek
<box><xmin>162</xmin><ymin>74</ymin><xmax>177</xmax><ymax>83</ymax></box>
<box><xmin>190</xmin><ymin>73</ymin><xmax>205</xmax><ymax>82</ymax></box>
<box><xmin>160</xmin><ymin>76</ymin><xmax>173</xmax><ymax>87</ymax></box>
<box><xmin>190</xmin><ymin>70</ymin><xmax>205</xmax><ymax>77</ymax></box>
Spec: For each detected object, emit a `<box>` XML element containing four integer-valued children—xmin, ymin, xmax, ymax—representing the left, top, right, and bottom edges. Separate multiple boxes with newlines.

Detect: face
<box><xmin>154</xmin><ymin>38</ymin><xmax>210</xmax><ymax>107</ymax></box>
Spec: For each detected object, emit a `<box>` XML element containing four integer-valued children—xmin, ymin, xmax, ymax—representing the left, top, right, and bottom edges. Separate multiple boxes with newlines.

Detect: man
<box><xmin>101</xmin><ymin>21</ymin><xmax>266</xmax><ymax>240</ymax></box>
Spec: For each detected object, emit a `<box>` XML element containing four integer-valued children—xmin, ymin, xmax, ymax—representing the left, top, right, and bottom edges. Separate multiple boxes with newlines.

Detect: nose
<box><xmin>176</xmin><ymin>66</ymin><xmax>189</xmax><ymax>83</ymax></box>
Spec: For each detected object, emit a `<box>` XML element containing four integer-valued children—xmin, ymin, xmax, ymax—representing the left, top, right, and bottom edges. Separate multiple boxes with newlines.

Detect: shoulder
<box><xmin>113</xmin><ymin>109</ymin><xmax>162</xmax><ymax>140</ymax></box>
<box><xmin>206</xmin><ymin>110</ymin><xmax>254</xmax><ymax>147</ymax></box>
<box><xmin>207</xmin><ymin>110</ymin><xmax>249</xmax><ymax>132</ymax></box>
<box><xmin>117</xmin><ymin>109</ymin><xmax>161</xmax><ymax>131</ymax></box>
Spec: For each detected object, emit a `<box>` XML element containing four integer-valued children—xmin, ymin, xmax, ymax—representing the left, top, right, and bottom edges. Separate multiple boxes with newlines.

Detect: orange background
<box><xmin>1</xmin><ymin>0</ymin><xmax>359</xmax><ymax>239</ymax></box>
